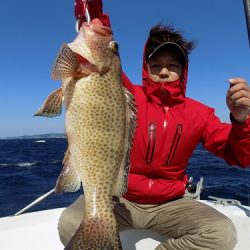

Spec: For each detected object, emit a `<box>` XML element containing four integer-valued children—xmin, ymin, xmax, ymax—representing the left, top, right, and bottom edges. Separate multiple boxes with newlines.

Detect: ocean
<box><xmin>0</xmin><ymin>138</ymin><xmax>250</xmax><ymax>217</ymax></box>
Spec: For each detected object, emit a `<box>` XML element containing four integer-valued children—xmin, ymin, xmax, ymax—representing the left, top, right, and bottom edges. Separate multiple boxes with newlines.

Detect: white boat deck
<box><xmin>0</xmin><ymin>200</ymin><xmax>249</xmax><ymax>250</ymax></box>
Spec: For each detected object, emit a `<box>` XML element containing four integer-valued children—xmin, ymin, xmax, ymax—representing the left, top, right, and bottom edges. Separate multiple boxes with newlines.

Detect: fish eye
<box><xmin>109</xmin><ymin>41</ymin><xmax>119</xmax><ymax>53</ymax></box>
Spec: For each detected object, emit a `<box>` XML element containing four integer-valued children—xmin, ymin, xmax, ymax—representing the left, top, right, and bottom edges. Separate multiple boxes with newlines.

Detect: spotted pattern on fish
<box><xmin>64</xmin><ymin>51</ymin><xmax>125</xmax><ymax>250</ymax></box>
<box><xmin>35</xmin><ymin>18</ymin><xmax>137</xmax><ymax>250</ymax></box>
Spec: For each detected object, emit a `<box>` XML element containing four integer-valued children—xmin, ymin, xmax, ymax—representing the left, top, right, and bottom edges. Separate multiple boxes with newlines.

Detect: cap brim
<box><xmin>147</xmin><ymin>42</ymin><xmax>188</xmax><ymax>63</ymax></box>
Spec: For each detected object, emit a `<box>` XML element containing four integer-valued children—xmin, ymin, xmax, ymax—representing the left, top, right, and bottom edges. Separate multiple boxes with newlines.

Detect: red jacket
<box><xmin>121</xmin><ymin>41</ymin><xmax>250</xmax><ymax>204</ymax></box>
<box><xmin>75</xmin><ymin>1</ymin><xmax>250</xmax><ymax>204</ymax></box>
<box><xmin>122</xmin><ymin>70</ymin><xmax>250</xmax><ymax>204</ymax></box>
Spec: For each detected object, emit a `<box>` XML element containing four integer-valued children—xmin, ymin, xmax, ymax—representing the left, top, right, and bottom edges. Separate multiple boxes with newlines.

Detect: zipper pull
<box><xmin>149</xmin><ymin>123</ymin><xmax>155</xmax><ymax>132</ymax></box>
<box><xmin>146</xmin><ymin>123</ymin><xmax>156</xmax><ymax>165</ymax></box>
<box><xmin>162</xmin><ymin>106</ymin><xmax>169</xmax><ymax>114</ymax></box>
<box><xmin>177</xmin><ymin>124</ymin><xmax>182</xmax><ymax>135</ymax></box>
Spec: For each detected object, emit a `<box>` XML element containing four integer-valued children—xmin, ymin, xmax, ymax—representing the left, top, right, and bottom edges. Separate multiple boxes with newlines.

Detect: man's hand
<box><xmin>226</xmin><ymin>78</ymin><xmax>250</xmax><ymax>123</ymax></box>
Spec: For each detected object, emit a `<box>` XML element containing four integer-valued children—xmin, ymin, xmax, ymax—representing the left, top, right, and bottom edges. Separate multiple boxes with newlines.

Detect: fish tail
<box><xmin>65</xmin><ymin>216</ymin><xmax>122</xmax><ymax>250</ymax></box>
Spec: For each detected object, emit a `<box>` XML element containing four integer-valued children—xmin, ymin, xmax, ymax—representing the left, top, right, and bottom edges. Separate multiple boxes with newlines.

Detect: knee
<box><xmin>200</xmin><ymin>216</ymin><xmax>237</xmax><ymax>250</ymax></box>
<box><xmin>155</xmin><ymin>216</ymin><xmax>237</xmax><ymax>250</ymax></box>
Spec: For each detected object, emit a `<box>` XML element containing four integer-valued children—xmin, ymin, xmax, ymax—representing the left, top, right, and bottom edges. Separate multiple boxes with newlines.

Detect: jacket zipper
<box><xmin>155</xmin><ymin>106</ymin><xmax>169</xmax><ymax>167</ymax></box>
<box><xmin>166</xmin><ymin>124</ymin><xmax>183</xmax><ymax>165</ymax></box>
<box><xmin>145</xmin><ymin>122</ymin><xmax>156</xmax><ymax>164</ymax></box>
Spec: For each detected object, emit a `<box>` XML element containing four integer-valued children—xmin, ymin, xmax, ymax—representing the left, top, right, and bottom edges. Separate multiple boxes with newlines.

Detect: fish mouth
<box><xmin>83</xmin><ymin>18</ymin><xmax>112</xmax><ymax>37</ymax></box>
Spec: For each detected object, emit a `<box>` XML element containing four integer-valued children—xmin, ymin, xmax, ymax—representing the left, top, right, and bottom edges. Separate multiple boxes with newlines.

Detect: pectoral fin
<box><xmin>52</xmin><ymin>43</ymin><xmax>98</xmax><ymax>80</ymax></box>
<box><xmin>55</xmin><ymin>148</ymin><xmax>81</xmax><ymax>193</ymax></box>
<box><xmin>34</xmin><ymin>88</ymin><xmax>63</xmax><ymax>117</ymax></box>
<box><xmin>51</xmin><ymin>43</ymin><xmax>80</xmax><ymax>80</ymax></box>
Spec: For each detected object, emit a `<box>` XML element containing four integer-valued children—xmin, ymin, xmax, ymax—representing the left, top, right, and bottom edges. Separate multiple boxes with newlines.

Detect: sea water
<box><xmin>0</xmin><ymin>138</ymin><xmax>249</xmax><ymax>217</ymax></box>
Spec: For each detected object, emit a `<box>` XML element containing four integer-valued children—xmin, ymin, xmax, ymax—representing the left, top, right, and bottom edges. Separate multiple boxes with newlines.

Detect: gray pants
<box><xmin>58</xmin><ymin>195</ymin><xmax>237</xmax><ymax>250</ymax></box>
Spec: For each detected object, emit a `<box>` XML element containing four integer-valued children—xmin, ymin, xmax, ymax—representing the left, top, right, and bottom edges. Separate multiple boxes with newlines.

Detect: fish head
<box><xmin>80</xmin><ymin>18</ymin><xmax>120</xmax><ymax>74</ymax></box>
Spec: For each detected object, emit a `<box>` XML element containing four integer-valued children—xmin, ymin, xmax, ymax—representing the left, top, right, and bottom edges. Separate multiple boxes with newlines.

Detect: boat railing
<box><xmin>13</xmin><ymin>188</ymin><xmax>55</xmax><ymax>216</ymax></box>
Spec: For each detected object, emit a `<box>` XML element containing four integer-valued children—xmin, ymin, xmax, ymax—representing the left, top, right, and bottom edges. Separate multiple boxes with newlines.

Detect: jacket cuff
<box><xmin>230</xmin><ymin>113</ymin><xmax>250</xmax><ymax>137</ymax></box>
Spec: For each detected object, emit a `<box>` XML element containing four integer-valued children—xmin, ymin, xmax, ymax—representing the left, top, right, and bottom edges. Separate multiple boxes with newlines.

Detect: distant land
<box><xmin>1</xmin><ymin>133</ymin><xmax>66</xmax><ymax>140</ymax></box>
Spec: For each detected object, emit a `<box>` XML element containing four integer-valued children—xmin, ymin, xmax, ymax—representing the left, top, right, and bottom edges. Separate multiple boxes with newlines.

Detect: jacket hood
<box><xmin>142</xmin><ymin>42</ymin><xmax>189</xmax><ymax>107</ymax></box>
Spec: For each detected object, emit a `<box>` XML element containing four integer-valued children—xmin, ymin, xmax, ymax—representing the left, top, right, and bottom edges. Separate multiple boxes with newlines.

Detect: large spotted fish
<box><xmin>35</xmin><ymin>19</ymin><xmax>137</xmax><ymax>249</ymax></box>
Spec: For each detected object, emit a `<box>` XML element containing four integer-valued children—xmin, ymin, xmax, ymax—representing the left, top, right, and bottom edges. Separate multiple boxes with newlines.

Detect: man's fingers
<box><xmin>228</xmin><ymin>81</ymin><xmax>249</xmax><ymax>96</ymax></box>
<box><xmin>229</xmin><ymin>89</ymin><xmax>250</xmax><ymax>101</ymax></box>
<box><xmin>228</xmin><ymin>78</ymin><xmax>247</xmax><ymax>85</ymax></box>
<box><xmin>233</xmin><ymin>97</ymin><xmax>250</xmax><ymax>107</ymax></box>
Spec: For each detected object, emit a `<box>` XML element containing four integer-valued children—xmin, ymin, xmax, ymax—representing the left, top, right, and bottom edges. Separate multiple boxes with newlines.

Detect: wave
<box><xmin>0</xmin><ymin>163</ymin><xmax>8</xmax><ymax>166</ymax></box>
<box><xmin>17</xmin><ymin>162</ymin><xmax>37</xmax><ymax>167</ymax></box>
<box><xmin>0</xmin><ymin>162</ymin><xmax>37</xmax><ymax>167</ymax></box>
<box><xmin>34</xmin><ymin>140</ymin><xmax>46</xmax><ymax>143</ymax></box>
<box><xmin>51</xmin><ymin>160</ymin><xmax>62</xmax><ymax>164</ymax></box>
<box><xmin>0</xmin><ymin>160</ymin><xmax>62</xmax><ymax>167</ymax></box>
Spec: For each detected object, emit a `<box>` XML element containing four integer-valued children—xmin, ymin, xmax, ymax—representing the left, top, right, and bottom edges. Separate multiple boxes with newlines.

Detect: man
<box><xmin>58</xmin><ymin>1</ymin><xmax>250</xmax><ymax>249</ymax></box>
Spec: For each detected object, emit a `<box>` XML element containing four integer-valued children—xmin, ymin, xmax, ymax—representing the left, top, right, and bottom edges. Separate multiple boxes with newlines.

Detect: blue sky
<box><xmin>0</xmin><ymin>0</ymin><xmax>249</xmax><ymax>138</ymax></box>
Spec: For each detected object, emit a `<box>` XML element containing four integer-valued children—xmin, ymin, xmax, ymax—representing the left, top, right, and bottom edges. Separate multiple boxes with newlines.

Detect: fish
<box><xmin>35</xmin><ymin>18</ymin><xmax>137</xmax><ymax>249</ymax></box>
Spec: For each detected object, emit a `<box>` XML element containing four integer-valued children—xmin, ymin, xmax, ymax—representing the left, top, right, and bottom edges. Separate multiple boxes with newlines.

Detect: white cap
<box><xmin>147</xmin><ymin>41</ymin><xmax>188</xmax><ymax>63</ymax></box>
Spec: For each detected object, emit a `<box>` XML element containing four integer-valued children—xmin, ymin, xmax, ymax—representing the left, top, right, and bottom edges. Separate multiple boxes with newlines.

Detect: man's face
<box><xmin>147</xmin><ymin>49</ymin><xmax>183</xmax><ymax>83</ymax></box>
